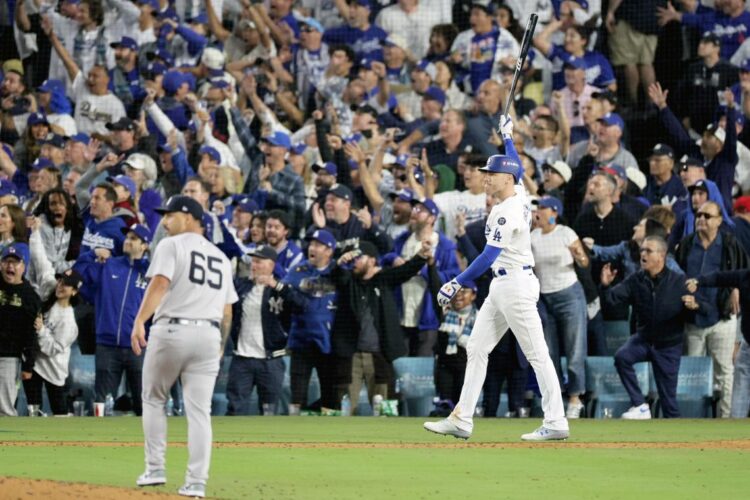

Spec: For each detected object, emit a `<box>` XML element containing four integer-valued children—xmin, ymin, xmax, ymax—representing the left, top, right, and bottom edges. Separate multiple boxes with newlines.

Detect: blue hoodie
<box><xmin>74</xmin><ymin>251</ymin><xmax>150</xmax><ymax>348</ymax></box>
<box><xmin>80</xmin><ymin>210</ymin><xmax>126</xmax><ymax>256</ymax></box>
<box><xmin>383</xmin><ymin>231</ymin><xmax>460</xmax><ymax>331</ymax></box>
<box><xmin>668</xmin><ymin>179</ymin><xmax>735</xmax><ymax>251</ymax></box>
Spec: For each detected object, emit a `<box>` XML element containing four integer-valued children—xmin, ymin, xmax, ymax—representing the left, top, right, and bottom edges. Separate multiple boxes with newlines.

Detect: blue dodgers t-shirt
<box><xmin>469</xmin><ymin>29</ymin><xmax>500</xmax><ymax>93</ymax></box>
<box><xmin>682</xmin><ymin>9</ymin><xmax>750</xmax><ymax>60</ymax></box>
<box><xmin>322</xmin><ymin>25</ymin><xmax>388</xmax><ymax>61</ymax></box>
<box><xmin>548</xmin><ymin>45</ymin><xmax>616</xmax><ymax>90</ymax></box>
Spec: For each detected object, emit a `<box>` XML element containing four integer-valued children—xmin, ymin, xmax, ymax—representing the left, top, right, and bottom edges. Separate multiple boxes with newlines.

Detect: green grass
<box><xmin>0</xmin><ymin>418</ymin><xmax>748</xmax><ymax>499</ymax></box>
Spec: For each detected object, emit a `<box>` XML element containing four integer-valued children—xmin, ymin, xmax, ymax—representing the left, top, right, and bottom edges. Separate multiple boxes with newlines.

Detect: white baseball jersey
<box><xmin>147</xmin><ymin>232</ymin><xmax>238</xmax><ymax>324</ymax></box>
<box><xmin>484</xmin><ymin>184</ymin><xmax>535</xmax><ymax>272</ymax></box>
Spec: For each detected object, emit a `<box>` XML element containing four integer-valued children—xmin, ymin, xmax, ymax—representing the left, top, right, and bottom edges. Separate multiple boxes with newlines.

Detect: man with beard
<box><xmin>0</xmin><ymin>60</ymin><xmax>31</xmax><ymax>144</ymax></box>
<box><xmin>265</xmin><ymin>210</ymin><xmax>303</xmax><ymax>280</ymax></box>
<box><xmin>332</xmin><ymin>239</ymin><xmax>434</xmax><ymax>411</ymax></box>
<box><xmin>384</xmin><ymin>198</ymin><xmax>459</xmax><ymax>356</ymax></box>
<box><xmin>109</xmin><ymin>37</ymin><xmax>146</xmax><ymax>118</ymax></box>
<box><xmin>385</xmin><ymin>188</ymin><xmax>415</xmax><ymax>239</ymax></box>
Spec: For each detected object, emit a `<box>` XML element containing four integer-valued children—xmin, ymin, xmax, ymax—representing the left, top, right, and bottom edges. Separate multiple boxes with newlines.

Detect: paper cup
<box><xmin>94</xmin><ymin>402</ymin><xmax>105</xmax><ymax>417</ymax></box>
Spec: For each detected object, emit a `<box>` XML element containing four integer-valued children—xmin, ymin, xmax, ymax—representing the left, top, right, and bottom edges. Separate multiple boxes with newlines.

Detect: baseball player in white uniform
<box><xmin>131</xmin><ymin>195</ymin><xmax>238</xmax><ymax>498</ymax></box>
<box><xmin>424</xmin><ymin>115</ymin><xmax>569</xmax><ymax>441</ymax></box>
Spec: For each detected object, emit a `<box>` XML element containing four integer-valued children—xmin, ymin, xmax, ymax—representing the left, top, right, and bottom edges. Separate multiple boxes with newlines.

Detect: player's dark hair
<box><xmin>266</xmin><ymin>209</ymin><xmax>291</xmax><ymax>229</ymax></box>
<box><xmin>94</xmin><ymin>183</ymin><xmax>118</xmax><ymax>204</ymax></box>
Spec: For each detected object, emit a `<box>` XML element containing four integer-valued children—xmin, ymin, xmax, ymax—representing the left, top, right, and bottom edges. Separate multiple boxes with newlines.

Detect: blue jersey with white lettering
<box><xmin>548</xmin><ymin>45</ymin><xmax>616</xmax><ymax>90</ymax></box>
<box><xmin>682</xmin><ymin>9</ymin><xmax>750</xmax><ymax>60</ymax></box>
<box><xmin>323</xmin><ymin>24</ymin><xmax>388</xmax><ymax>62</ymax></box>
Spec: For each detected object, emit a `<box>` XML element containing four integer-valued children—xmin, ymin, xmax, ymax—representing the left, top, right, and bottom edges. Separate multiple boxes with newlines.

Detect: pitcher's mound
<box><xmin>0</xmin><ymin>477</ymin><xmax>181</xmax><ymax>499</ymax></box>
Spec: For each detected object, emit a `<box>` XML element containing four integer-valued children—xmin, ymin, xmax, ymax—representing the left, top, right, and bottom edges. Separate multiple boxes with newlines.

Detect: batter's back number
<box><xmin>189</xmin><ymin>251</ymin><xmax>224</xmax><ymax>290</ymax></box>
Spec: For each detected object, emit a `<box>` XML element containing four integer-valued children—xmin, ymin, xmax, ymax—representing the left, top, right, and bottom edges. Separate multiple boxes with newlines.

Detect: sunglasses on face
<box><xmin>695</xmin><ymin>212</ymin><xmax>720</xmax><ymax>220</ymax></box>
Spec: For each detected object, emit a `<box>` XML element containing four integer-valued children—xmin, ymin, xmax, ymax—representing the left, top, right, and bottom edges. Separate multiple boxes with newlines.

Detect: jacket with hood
<box><xmin>668</xmin><ymin>179</ymin><xmax>735</xmax><ymax>251</ymax></box>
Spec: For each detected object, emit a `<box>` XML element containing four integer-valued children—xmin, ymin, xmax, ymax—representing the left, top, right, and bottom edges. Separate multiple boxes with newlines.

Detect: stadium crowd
<box><xmin>0</xmin><ymin>0</ymin><xmax>749</xmax><ymax>420</ymax></box>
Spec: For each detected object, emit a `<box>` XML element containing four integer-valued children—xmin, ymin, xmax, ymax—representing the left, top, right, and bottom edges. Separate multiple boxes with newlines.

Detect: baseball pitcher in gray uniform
<box><xmin>131</xmin><ymin>195</ymin><xmax>238</xmax><ymax>499</ymax></box>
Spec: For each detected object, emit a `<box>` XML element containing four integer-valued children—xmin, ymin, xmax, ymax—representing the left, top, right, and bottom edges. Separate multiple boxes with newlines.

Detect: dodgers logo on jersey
<box><xmin>497</xmin><ymin>217</ymin><xmax>506</xmax><ymax>225</ymax></box>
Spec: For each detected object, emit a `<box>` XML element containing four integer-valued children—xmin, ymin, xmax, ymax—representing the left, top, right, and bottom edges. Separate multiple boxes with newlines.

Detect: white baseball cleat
<box><xmin>136</xmin><ymin>470</ymin><xmax>166</xmax><ymax>486</ymax></box>
<box><xmin>521</xmin><ymin>426</ymin><xmax>570</xmax><ymax>441</ymax></box>
<box><xmin>423</xmin><ymin>418</ymin><xmax>471</xmax><ymax>440</ymax></box>
<box><xmin>621</xmin><ymin>403</ymin><xmax>651</xmax><ymax>420</ymax></box>
<box><xmin>178</xmin><ymin>483</ymin><xmax>206</xmax><ymax>498</ymax></box>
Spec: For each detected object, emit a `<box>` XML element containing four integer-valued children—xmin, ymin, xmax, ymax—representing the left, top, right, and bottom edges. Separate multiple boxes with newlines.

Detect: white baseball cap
<box><xmin>544</xmin><ymin>160</ymin><xmax>572</xmax><ymax>183</ymax></box>
<box><xmin>201</xmin><ymin>47</ymin><xmax>225</xmax><ymax>71</ymax></box>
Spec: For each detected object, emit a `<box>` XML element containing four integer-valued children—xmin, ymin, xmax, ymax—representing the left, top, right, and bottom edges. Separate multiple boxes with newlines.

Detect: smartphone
<box><xmin>717</xmin><ymin>90</ymin><xmax>728</xmax><ymax>107</ymax></box>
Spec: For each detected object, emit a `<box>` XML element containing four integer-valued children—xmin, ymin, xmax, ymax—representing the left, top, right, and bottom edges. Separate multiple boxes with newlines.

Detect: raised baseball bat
<box><xmin>502</xmin><ymin>12</ymin><xmax>539</xmax><ymax>118</ymax></box>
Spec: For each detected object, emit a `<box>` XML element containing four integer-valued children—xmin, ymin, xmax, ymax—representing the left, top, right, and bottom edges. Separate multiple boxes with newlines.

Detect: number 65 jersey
<box><xmin>484</xmin><ymin>184</ymin><xmax>535</xmax><ymax>273</ymax></box>
<box><xmin>148</xmin><ymin>232</ymin><xmax>239</xmax><ymax>325</ymax></box>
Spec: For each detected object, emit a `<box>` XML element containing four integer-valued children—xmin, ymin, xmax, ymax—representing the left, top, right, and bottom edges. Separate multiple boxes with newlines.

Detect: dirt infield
<box><xmin>0</xmin><ymin>477</ymin><xmax>182</xmax><ymax>499</ymax></box>
<box><xmin>3</xmin><ymin>439</ymin><xmax>750</xmax><ymax>450</ymax></box>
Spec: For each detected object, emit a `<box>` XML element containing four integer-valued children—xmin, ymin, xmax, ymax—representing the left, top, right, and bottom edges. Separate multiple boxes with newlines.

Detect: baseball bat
<box><xmin>501</xmin><ymin>12</ymin><xmax>539</xmax><ymax>118</ymax></box>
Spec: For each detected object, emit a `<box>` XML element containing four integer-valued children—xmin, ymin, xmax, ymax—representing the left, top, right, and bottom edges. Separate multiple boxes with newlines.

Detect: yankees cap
<box><xmin>155</xmin><ymin>195</ymin><xmax>204</xmax><ymax>220</ymax></box>
<box><xmin>248</xmin><ymin>245</ymin><xmax>278</xmax><ymax>262</ymax></box>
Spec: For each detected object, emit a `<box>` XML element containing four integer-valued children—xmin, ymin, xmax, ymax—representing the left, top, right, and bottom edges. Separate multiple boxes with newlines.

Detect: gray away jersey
<box><xmin>148</xmin><ymin>232</ymin><xmax>239</xmax><ymax>324</ymax></box>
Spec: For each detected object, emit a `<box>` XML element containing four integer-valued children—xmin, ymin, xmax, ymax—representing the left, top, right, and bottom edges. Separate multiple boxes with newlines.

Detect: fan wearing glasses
<box><xmin>675</xmin><ymin>201</ymin><xmax>749</xmax><ymax>418</ymax></box>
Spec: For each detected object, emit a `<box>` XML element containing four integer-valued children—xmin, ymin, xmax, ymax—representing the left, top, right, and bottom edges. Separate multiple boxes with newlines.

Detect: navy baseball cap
<box><xmin>121</xmin><ymin>223</ymin><xmax>152</xmax><ymax>243</ymax></box>
<box><xmin>110</xmin><ymin>36</ymin><xmax>138</xmax><ymax>51</ymax></box>
<box><xmin>155</xmin><ymin>195</ymin><xmax>204</xmax><ymax>220</ymax></box>
<box><xmin>235</xmin><ymin>198</ymin><xmax>260</xmax><ymax>214</ymax></box>
<box><xmin>0</xmin><ymin>179</ymin><xmax>18</xmax><ymax>197</ymax></box>
<box><xmin>31</xmin><ymin>157</ymin><xmax>55</xmax><ymax>171</ymax></box>
<box><xmin>688</xmin><ymin>179</ymin><xmax>710</xmax><ymax>194</ymax></box>
<box><xmin>262</xmin><ymin>131</ymin><xmax>292</xmax><ymax>149</ymax></box>
<box><xmin>106</xmin><ymin>117</ymin><xmax>136</xmax><ymax>132</ymax></box>
<box><xmin>739</xmin><ymin>59</ymin><xmax>750</xmax><ymax>72</ymax></box>
<box><xmin>56</xmin><ymin>269</ymin><xmax>83</xmax><ymax>289</ymax></box>
<box><xmin>328</xmin><ymin>183</ymin><xmax>353</xmax><ymax>201</ymax></box>
<box><xmin>533</xmin><ymin>195</ymin><xmax>564</xmax><ymax>216</ymax></box>
<box><xmin>650</xmin><ymin>143</ymin><xmax>674</xmax><ymax>159</ymax></box>
<box><xmin>700</xmin><ymin>32</ymin><xmax>721</xmax><ymax>46</ymax></box>
<box><xmin>107</xmin><ymin>174</ymin><xmax>136</xmax><ymax>195</ymax></box>
<box><xmin>423</xmin><ymin>86</ymin><xmax>446</xmax><ymax>107</ymax></box>
<box><xmin>312</xmin><ymin>162</ymin><xmax>338</xmax><ymax>176</ymax></box>
<box><xmin>358</xmin><ymin>240</ymin><xmax>379</xmax><ymax>258</ymax></box>
<box><xmin>679</xmin><ymin>155</ymin><xmax>704</xmax><ymax>170</ymax></box>
<box><xmin>67</xmin><ymin>132</ymin><xmax>90</xmax><ymax>145</ymax></box>
<box><xmin>27</xmin><ymin>111</ymin><xmax>48</xmax><ymax>127</ymax></box>
<box><xmin>198</xmin><ymin>145</ymin><xmax>221</xmax><ymax>163</ymax></box>
<box><xmin>41</xmin><ymin>132</ymin><xmax>66</xmax><ymax>149</ymax></box>
<box><xmin>598</xmin><ymin>112</ymin><xmax>625</xmax><ymax>130</ymax></box>
<box><xmin>359</xmin><ymin>57</ymin><xmax>374</xmax><ymax>70</ymax></box>
<box><xmin>248</xmin><ymin>244</ymin><xmax>278</xmax><ymax>262</ymax></box>
<box><xmin>410</xmin><ymin>197</ymin><xmax>440</xmax><ymax>216</ymax></box>
<box><xmin>388</xmin><ymin>188</ymin><xmax>415</xmax><ymax>203</ymax></box>
<box><xmin>564</xmin><ymin>56</ymin><xmax>586</xmax><ymax>71</ymax></box>
<box><xmin>479</xmin><ymin>154</ymin><xmax>521</xmax><ymax>181</ymax></box>
<box><xmin>306</xmin><ymin>229</ymin><xmax>337</xmax><ymax>250</ymax></box>
<box><xmin>1</xmin><ymin>242</ymin><xmax>30</xmax><ymax>269</ymax></box>
<box><xmin>348</xmin><ymin>0</ymin><xmax>371</xmax><ymax>8</ymax></box>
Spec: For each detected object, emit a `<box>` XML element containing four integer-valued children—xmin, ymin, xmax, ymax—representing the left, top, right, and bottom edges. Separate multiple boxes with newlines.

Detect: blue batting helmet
<box><xmin>479</xmin><ymin>154</ymin><xmax>521</xmax><ymax>181</ymax></box>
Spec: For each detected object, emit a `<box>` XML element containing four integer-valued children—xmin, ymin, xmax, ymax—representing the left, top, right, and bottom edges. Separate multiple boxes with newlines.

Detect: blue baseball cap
<box><xmin>359</xmin><ymin>58</ymin><xmax>374</xmax><ymax>70</ymax></box>
<box><xmin>564</xmin><ymin>56</ymin><xmax>586</xmax><ymax>71</ymax></box>
<box><xmin>312</xmin><ymin>161</ymin><xmax>337</xmax><ymax>176</ymax></box>
<box><xmin>394</xmin><ymin>154</ymin><xmax>410</xmax><ymax>168</ymax></box>
<box><xmin>137</xmin><ymin>0</ymin><xmax>159</xmax><ymax>8</ymax></box>
<box><xmin>1</xmin><ymin>242</ymin><xmax>30</xmax><ymax>269</ymax></box>
<box><xmin>349</xmin><ymin>0</ymin><xmax>371</xmax><ymax>8</ymax></box>
<box><xmin>27</xmin><ymin>111</ymin><xmax>49</xmax><ymax>126</ymax></box>
<box><xmin>291</xmin><ymin>143</ymin><xmax>307</xmax><ymax>155</ymax></box>
<box><xmin>533</xmin><ymin>195</ymin><xmax>564</xmax><ymax>216</ymax></box>
<box><xmin>41</xmin><ymin>132</ymin><xmax>66</xmax><ymax>149</ymax></box>
<box><xmin>31</xmin><ymin>157</ymin><xmax>55</xmax><ymax>171</ymax></box>
<box><xmin>410</xmin><ymin>197</ymin><xmax>439</xmax><ymax>216</ymax></box>
<box><xmin>210</xmin><ymin>79</ymin><xmax>230</xmax><ymax>90</ymax></box>
<box><xmin>121</xmin><ymin>223</ymin><xmax>152</xmax><ymax>243</ymax></box>
<box><xmin>198</xmin><ymin>145</ymin><xmax>221</xmax><ymax>163</ymax></box>
<box><xmin>414</xmin><ymin>59</ymin><xmax>436</xmax><ymax>79</ymax></box>
<box><xmin>36</xmin><ymin>79</ymin><xmax>63</xmax><ymax>94</ymax></box>
<box><xmin>0</xmin><ymin>179</ymin><xmax>18</xmax><ymax>197</ymax></box>
<box><xmin>110</xmin><ymin>36</ymin><xmax>138</xmax><ymax>51</ymax></box>
<box><xmin>235</xmin><ymin>198</ymin><xmax>260</xmax><ymax>214</ymax></box>
<box><xmin>144</xmin><ymin>62</ymin><xmax>167</xmax><ymax>78</ymax></box>
<box><xmin>163</xmin><ymin>70</ymin><xmax>187</xmax><ymax>94</ymax></box>
<box><xmin>423</xmin><ymin>86</ymin><xmax>446</xmax><ymax>107</ymax></box>
<box><xmin>598</xmin><ymin>112</ymin><xmax>625</xmax><ymax>130</ymax></box>
<box><xmin>462</xmin><ymin>279</ymin><xmax>478</xmax><ymax>292</ymax></box>
<box><xmin>1</xmin><ymin>143</ymin><xmax>13</xmax><ymax>161</ymax></box>
<box><xmin>739</xmin><ymin>59</ymin><xmax>750</xmax><ymax>72</ymax></box>
<box><xmin>388</xmin><ymin>188</ymin><xmax>415</xmax><ymax>203</ymax></box>
<box><xmin>479</xmin><ymin>154</ymin><xmax>521</xmax><ymax>181</ymax></box>
<box><xmin>107</xmin><ymin>174</ymin><xmax>137</xmax><ymax>195</ymax></box>
<box><xmin>262</xmin><ymin>130</ymin><xmax>291</xmax><ymax>149</ymax></box>
<box><xmin>67</xmin><ymin>132</ymin><xmax>90</xmax><ymax>145</ymax></box>
<box><xmin>188</xmin><ymin>12</ymin><xmax>208</xmax><ymax>24</ymax></box>
<box><xmin>300</xmin><ymin>17</ymin><xmax>324</xmax><ymax>33</ymax></box>
<box><xmin>155</xmin><ymin>195</ymin><xmax>204</xmax><ymax>220</ymax></box>
<box><xmin>348</xmin><ymin>159</ymin><xmax>359</xmax><ymax>171</ymax></box>
<box><xmin>306</xmin><ymin>229</ymin><xmax>337</xmax><ymax>250</ymax></box>
<box><xmin>147</xmin><ymin>48</ymin><xmax>175</xmax><ymax>67</ymax></box>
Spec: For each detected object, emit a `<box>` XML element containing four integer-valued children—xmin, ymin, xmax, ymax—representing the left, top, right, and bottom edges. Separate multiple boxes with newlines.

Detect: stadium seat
<box><xmin>393</xmin><ymin>357</ymin><xmax>436</xmax><ymax>417</ymax></box>
<box><xmin>656</xmin><ymin>356</ymin><xmax>714</xmax><ymax>418</ymax></box>
<box><xmin>603</xmin><ymin>321</ymin><xmax>631</xmax><ymax>356</ymax></box>
<box><xmin>585</xmin><ymin>356</ymin><xmax>650</xmax><ymax>418</ymax></box>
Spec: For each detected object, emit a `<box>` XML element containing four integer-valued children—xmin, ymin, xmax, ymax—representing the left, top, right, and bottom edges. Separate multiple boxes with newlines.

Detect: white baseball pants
<box><xmin>141</xmin><ymin>324</ymin><xmax>221</xmax><ymax>485</ymax></box>
<box><xmin>450</xmin><ymin>269</ymin><xmax>568</xmax><ymax>432</ymax></box>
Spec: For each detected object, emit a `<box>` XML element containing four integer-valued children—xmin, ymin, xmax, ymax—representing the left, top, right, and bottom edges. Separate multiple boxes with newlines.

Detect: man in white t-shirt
<box><xmin>43</xmin><ymin>18</ymin><xmax>126</xmax><ymax>136</ymax></box>
<box><xmin>530</xmin><ymin>195</ymin><xmax>590</xmax><ymax>419</ymax></box>
<box><xmin>434</xmin><ymin>154</ymin><xmax>487</xmax><ymax>240</ymax></box>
